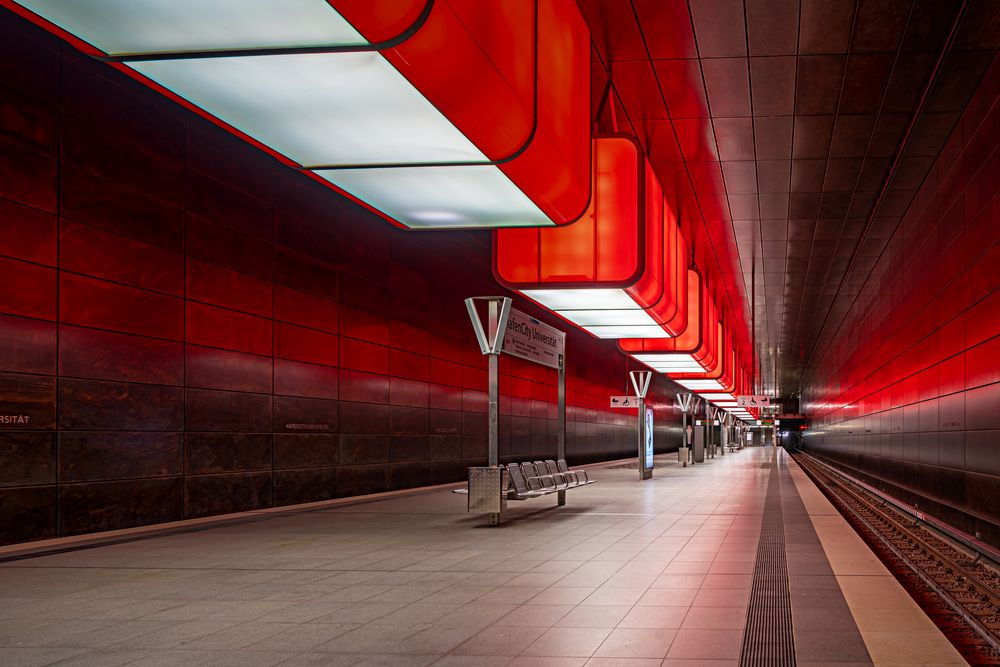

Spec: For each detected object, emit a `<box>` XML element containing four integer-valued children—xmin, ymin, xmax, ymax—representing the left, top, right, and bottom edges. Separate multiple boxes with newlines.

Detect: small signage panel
<box><xmin>644</xmin><ymin>407</ymin><xmax>654</xmax><ymax>469</ymax></box>
<box><xmin>502</xmin><ymin>307</ymin><xmax>565</xmax><ymax>369</ymax></box>
<box><xmin>610</xmin><ymin>395</ymin><xmax>641</xmax><ymax>408</ymax></box>
<box><xmin>737</xmin><ymin>395</ymin><xmax>771</xmax><ymax>407</ymax></box>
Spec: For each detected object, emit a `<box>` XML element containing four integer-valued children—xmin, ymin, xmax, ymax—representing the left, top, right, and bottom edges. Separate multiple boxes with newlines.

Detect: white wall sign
<box><xmin>502</xmin><ymin>307</ymin><xmax>565</xmax><ymax>369</ymax></box>
<box><xmin>610</xmin><ymin>395</ymin><xmax>641</xmax><ymax>408</ymax></box>
<box><xmin>737</xmin><ymin>395</ymin><xmax>771</xmax><ymax>407</ymax></box>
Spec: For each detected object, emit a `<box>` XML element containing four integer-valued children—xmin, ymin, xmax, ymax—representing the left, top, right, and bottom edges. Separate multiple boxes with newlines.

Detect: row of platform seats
<box><xmin>507</xmin><ymin>459</ymin><xmax>595</xmax><ymax>500</ymax></box>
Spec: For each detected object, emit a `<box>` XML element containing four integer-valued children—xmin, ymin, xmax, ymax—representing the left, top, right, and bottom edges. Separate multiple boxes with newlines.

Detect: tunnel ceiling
<box><xmin>576</xmin><ymin>0</ymin><xmax>1000</xmax><ymax>398</ymax></box>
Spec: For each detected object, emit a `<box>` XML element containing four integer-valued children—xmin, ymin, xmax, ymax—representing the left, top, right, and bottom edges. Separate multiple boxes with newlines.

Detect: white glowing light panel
<box><xmin>20</xmin><ymin>0</ymin><xmax>368</xmax><ymax>53</ymax></box>
<box><xmin>132</xmin><ymin>53</ymin><xmax>487</xmax><ymax>167</ymax></box>
<box><xmin>521</xmin><ymin>289</ymin><xmax>674</xmax><ymax>339</ymax></box>
<box><xmin>629</xmin><ymin>352</ymin><xmax>706</xmax><ymax>372</ymax></box>
<box><xmin>317</xmin><ymin>165</ymin><xmax>550</xmax><ymax>229</ymax></box>
<box><xmin>676</xmin><ymin>379</ymin><xmax>725</xmax><ymax>391</ymax></box>
<box><xmin>17</xmin><ymin>0</ymin><xmax>553</xmax><ymax>230</ymax></box>
<box><xmin>699</xmin><ymin>393</ymin><xmax>735</xmax><ymax>401</ymax></box>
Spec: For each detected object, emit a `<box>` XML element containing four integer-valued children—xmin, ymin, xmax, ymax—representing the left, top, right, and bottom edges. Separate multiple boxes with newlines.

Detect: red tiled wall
<box><xmin>802</xmin><ymin>54</ymin><xmax>1000</xmax><ymax>546</ymax></box>
<box><xmin>0</xmin><ymin>13</ymin><xmax>687</xmax><ymax>545</ymax></box>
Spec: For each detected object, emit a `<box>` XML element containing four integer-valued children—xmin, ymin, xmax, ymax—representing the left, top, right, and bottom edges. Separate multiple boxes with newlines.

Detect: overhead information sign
<box><xmin>502</xmin><ymin>307</ymin><xmax>565</xmax><ymax>369</ymax></box>
<box><xmin>737</xmin><ymin>395</ymin><xmax>771</xmax><ymax>407</ymax></box>
<box><xmin>610</xmin><ymin>396</ymin><xmax>641</xmax><ymax>408</ymax></box>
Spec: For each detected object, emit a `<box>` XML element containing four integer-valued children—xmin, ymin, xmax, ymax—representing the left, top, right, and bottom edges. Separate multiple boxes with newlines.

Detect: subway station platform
<box><xmin>0</xmin><ymin>447</ymin><xmax>964</xmax><ymax>666</ymax></box>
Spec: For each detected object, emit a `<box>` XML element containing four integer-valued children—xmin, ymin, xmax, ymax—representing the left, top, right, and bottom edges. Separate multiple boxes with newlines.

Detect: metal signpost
<box><xmin>706</xmin><ymin>405</ymin><xmax>719</xmax><ymax>458</ymax></box>
<box><xmin>629</xmin><ymin>370</ymin><xmax>653</xmax><ymax>480</ymax></box>
<box><xmin>676</xmin><ymin>393</ymin><xmax>695</xmax><ymax>466</ymax></box>
<box><xmin>465</xmin><ymin>298</ymin><xmax>566</xmax><ymax>523</ymax></box>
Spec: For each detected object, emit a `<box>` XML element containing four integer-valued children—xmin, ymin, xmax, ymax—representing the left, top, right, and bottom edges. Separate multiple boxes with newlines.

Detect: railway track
<box><xmin>793</xmin><ymin>452</ymin><xmax>1000</xmax><ymax>665</ymax></box>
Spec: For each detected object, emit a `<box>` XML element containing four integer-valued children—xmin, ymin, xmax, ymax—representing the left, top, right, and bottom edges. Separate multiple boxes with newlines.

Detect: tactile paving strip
<box><xmin>740</xmin><ymin>452</ymin><xmax>795</xmax><ymax>666</ymax></box>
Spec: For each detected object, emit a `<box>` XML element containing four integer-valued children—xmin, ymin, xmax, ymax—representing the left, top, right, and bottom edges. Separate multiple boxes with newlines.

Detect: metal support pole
<box><xmin>557</xmin><ymin>359</ymin><xmax>566</xmax><ymax>506</ymax></box>
<box><xmin>487</xmin><ymin>301</ymin><xmax>500</xmax><ymax>526</ymax></box>
<box><xmin>705</xmin><ymin>412</ymin><xmax>715</xmax><ymax>459</ymax></box>
<box><xmin>637</xmin><ymin>397</ymin><xmax>645</xmax><ymax>479</ymax></box>
<box><xmin>682</xmin><ymin>411</ymin><xmax>688</xmax><ymax>467</ymax></box>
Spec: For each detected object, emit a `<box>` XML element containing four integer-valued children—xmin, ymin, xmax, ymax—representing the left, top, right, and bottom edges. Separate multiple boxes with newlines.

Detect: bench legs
<box><xmin>558</xmin><ymin>490</ymin><xmax>566</xmax><ymax>506</ymax></box>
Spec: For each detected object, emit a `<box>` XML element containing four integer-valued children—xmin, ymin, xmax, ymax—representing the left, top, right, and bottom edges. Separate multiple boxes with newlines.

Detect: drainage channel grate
<box><xmin>740</xmin><ymin>457</ymin><xmax>795</xmax><ymax>666</ymax></box>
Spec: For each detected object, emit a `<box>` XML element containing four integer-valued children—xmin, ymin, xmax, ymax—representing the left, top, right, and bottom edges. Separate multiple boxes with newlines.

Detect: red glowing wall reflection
<box><xmin>801</xmin><ymin>54</ymin><xmax>1000</xmax><ymax>546</ymax></box>
<box><xmin>0</xmin><ymin>12</ymin><xmax>687</xmax><ymax>546</ymax></box>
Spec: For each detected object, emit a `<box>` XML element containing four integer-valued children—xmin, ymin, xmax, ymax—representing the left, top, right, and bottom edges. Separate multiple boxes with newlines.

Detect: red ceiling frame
<box><xmin>5</xmin><ymin>0</ymin><xmax>592</xmax><ymax>230</ymax></box>
<box><xmin>494</xmin><ymin>134</ymin><xmax>688</xmax><ymax>338</ymax></box>
<box><xmin>616</xmin><ymin>267</ymin><xmax>711</xmax><ymax>363</ymax></box>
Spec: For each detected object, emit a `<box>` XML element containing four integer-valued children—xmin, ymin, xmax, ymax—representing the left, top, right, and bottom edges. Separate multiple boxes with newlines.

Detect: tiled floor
<box><xmin>0</xmin><ymin>447</ymin><xmax>959</xmax><ymax>665</ymax></box>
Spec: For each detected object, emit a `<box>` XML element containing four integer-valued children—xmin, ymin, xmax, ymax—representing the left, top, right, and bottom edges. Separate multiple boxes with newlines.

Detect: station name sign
<box><xmin>503</xmin><ymin>307</ymin><xmax>565</xmax><ymax>369</ymax></box>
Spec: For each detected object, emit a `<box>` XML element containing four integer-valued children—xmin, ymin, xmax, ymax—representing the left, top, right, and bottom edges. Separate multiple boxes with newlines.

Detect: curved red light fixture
<box><xmin>6</xmin><ymin>0</ymin><xmax>591</xmax><ymax>230</ymax></box>
<box><xmin>617</xmin><ymin>268</ymin><xmax>713</xmax><ymax>369</ymax></box>
<box><xmin>495</xmin><ymin>135</ymin><xmax>688</xmax><ymax>339</ymax></box>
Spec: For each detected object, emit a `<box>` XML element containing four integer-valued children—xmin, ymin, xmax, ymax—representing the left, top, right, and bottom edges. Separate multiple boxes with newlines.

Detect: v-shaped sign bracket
<box><xmin>465</xmin><ymin>296</ymin><xmax>512</xmax><ymax>355</ymax></box>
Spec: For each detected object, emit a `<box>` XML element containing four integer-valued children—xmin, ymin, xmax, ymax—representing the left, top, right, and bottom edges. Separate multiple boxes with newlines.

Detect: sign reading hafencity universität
<box><xmin>502</xmin><ymin>307</ymin><xmax>565</xmax><ymax>370</ymax></box>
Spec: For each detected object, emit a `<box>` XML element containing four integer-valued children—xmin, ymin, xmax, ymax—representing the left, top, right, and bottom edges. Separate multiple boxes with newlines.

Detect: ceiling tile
<box><xmin>839</xmin><ymin>54</ymin><xmax>895</xmax><ymax>114</ymax></box>
<box><xmin>750</xmin><ymin>56</ymin><xmax>797</xmax><ymax>115</ymax></box>
<box><xmin>728</xmin><ymin>193</ymin><xmax>760</xmax><ymax>219</ymax></box>
<box><xmin>851</xmin><ymin>0</ymin><xmax>911</xmax><ymax>53</ymax></box>
<box><xmin>703</xmin><ymin>57</ymin><xmax>752</xmax><ymax>117</ymax></box>
<box><xmin>654</xmin><ymin>59</ymin><xmax>710</xmax><ymax>119</ymax></box>
<box><xmin>689</xmin><ymin>0</ymin><xmax>747</xmax><ymax>58</ymax></box>
<box><xmin>868</xmin><ymin>114</ymin><xmax>909</xmax><ymax>156</ymax></box>
<box><xmin>759</xmin><ymin>193</ymin><xmax>790</xmax><ymax>219</ymax></box>
<box><xmin>673</xmin><ymin>117</ymin><xmax>720</xmax><ymax>161</ymax></box>
<box><xmin>761</xmin><ymin>219</ymin><xmax>788</xmax><ymax>240</ymax></box>
<box><xmin>829</xmin><ymin>114</ymin><xmax>877</xmax><ymax>158</ymax></box>
<box><xmin>688</xmin><ymin>161</ymin><xmax>728</xmax><ymax>193</ymax></box>
<box><xmin>792</xmin><ymin>115</ymin><xmax>835</xmax><ymax>158</ymax></box>
<box><xmin>789</xmin><ymin>192</ymin><xmax>821</xmax><ymax>218</ymax></box>
<box><xmin>799</xmin><ymin>0</ymin><xmax>855</xmax><ymax>55</ymax></box>
<box><xmin>796</xmin><ymin>55</ymin><xmax>846</xmax><ymax>114</ymax></box>
<box><xmin>721</xmin><ymin>160</ymin><xmax>758</xmax><ymax>193</ymax></box>
<box><xmin>901</xmin><ymin>1</ymin><xmax>961</xmax><ymax>52</ymax></box>
<box><xmin>788</xmin><ymin>219</ymin><xmax>816</xmax><ymax>240</ymax></box>
<box><xmin>882</xmin><ymin>52</ymin><xmax>937</xmax><ymax>113</ymax></box>
<box><xmin>756</xmin><ymin>159</ymin><xmax>791</xmax><ymax>193</ymax></box>
<box><xmin>713</xmin><ymin>117</ymin><xmax>756</xmax><ymax>160</ymax></box>
<box><xmin>822</xmin><ymin>158</ymin><xmax>863</xmax><ymax>191</ymax></box>
<box><xmin>746</xmin><ymin>0</ymin><xmax>799</xmax><ymax>56</ymax></box>
<box><xmin>612</xmin><ymin>60</ymin><xmax>668</xmax><ymax>119</ymax></box>
<box><xmin>576</xmin><ymin>0</ymin><xmax>649</xmax><ymax>61</ymax></box>
<box><xmin>653</xmin><ymin>162</ymin><xmax>696</xmax><ymax>196</ymax></box>
<box><xmin>791</xmin><ymin>159</ymin><xmax>827</xmax><ymax>192</ymax></box>
<box><xmin>633</xmin><ymin>0</ymin><xmax>699</xmax><ymax>59</ymax></box>
<box><xmin>857</xmin><ymin>158</ymin><xmax>891</xmax><ymax>190</ymax></box>
<box><xmin>754</xmin><ymin>116</ymin><xmax>794</xmax><ymax>159</ymax></box>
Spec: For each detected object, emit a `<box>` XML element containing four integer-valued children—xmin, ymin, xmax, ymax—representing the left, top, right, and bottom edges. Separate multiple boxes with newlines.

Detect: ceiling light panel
<box><xmin>17</xmin><ymin>0</ymin><xmax>367</xmax><ymax>53</ymax></box>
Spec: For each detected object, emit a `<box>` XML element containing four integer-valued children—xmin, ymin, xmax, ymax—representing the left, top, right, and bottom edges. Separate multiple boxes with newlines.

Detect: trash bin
<box><xmin>678</xmin><ymin>447</ymin><xmax>690</xmax><ymax>467</ymax></box>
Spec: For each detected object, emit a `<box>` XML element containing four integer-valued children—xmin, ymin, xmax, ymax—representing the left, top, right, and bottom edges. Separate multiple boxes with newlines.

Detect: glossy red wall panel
<box><xmin>0</xmin><ymin>11</ymin><xmax>690</xmax><ymax>546</ymax></box>
<box><xmin>802</xmin><ymin>54</ymin><xmax>1000</xmax><ymax>546</ymax></box>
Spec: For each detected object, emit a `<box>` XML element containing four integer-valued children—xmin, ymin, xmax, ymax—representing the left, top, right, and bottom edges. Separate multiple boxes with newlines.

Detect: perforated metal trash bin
<box><xmin>678</xmin><ymin>447</ymin><xmax>690</xmax><ymax>467</ymax></box>
<box><xmin>467</xmin><ymin>466</ymin><xmax>508</xmax><ymax>514</ymax></box>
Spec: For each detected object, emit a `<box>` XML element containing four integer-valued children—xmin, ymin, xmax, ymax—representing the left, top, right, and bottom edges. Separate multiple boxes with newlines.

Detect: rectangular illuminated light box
<box><xmin>677</xmin><ymin>379</ymin><xmax>726</xmax><ymax>391</ymax></box>
<box><xmin>699</xmin><ymin>393</ymin><xmax>735</xmax><ymax>401</ymax></box>
<box><xmin>9</xmin><ymin>0</ymin><xmax>592</xmax><ymax>230</ymax></box>
<box><xmin>497</xmin><ymin>136</ymin><xmax>688</xmax><ymax>340</ymax></box>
